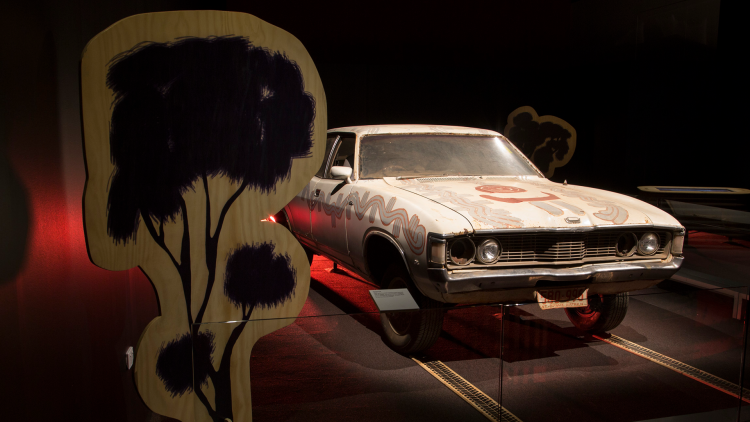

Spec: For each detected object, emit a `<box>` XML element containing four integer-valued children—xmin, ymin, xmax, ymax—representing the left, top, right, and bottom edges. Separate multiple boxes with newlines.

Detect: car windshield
<box><xmin>359</xmin><ymin>134</ymin><xmax>539</xmax><ymax>179</ymax></box>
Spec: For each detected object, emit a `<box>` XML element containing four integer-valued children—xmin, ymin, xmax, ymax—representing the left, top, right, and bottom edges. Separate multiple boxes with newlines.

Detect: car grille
<box><xmin>448</xmin><ymin>231</ymin><xmax>670</xmax><ymax>267</ymax></box>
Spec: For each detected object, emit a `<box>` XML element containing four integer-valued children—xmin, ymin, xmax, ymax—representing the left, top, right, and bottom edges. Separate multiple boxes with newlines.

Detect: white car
<box><xmin>276</xmin><ymin>124</ymin><xmax>685</xmax><ymax>353</ymax></box>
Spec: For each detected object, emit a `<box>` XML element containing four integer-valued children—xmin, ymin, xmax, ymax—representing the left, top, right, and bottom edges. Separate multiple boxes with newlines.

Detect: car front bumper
<box><xmin>424</xmin><ymin>256</ymin><xmax>683</xmax><ymax>304</ymax></box>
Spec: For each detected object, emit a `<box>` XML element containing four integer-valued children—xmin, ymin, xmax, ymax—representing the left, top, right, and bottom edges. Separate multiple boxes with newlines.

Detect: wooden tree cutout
<box><xmin>504</xmin><ymin>106</ymin><xmax>576</xmax><ymax>178</ymax></box>
<box><xmin>81</xmin><ymin>11</ymin><xmax>325</xmax><ymax>422</ymax></box>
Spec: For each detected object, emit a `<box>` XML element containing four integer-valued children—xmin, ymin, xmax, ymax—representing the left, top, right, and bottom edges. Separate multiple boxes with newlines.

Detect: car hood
<box><xmin>384</xmin><ymin>176</ymin><xmax>678</xmax><ymax>231</ymax></box>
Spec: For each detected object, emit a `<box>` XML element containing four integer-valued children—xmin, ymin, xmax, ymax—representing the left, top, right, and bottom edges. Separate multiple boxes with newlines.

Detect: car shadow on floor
<box><xmin>307</xmin><ymin>258</ymin><xmax>619</xmax><ymax>368</ymax></box>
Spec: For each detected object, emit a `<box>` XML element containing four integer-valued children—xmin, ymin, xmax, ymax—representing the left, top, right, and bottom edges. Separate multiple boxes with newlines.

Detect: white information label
<box><xmin>369</xmin><ymin>288</ymin><xmax>420</xmax><ymax>312</ymax></box>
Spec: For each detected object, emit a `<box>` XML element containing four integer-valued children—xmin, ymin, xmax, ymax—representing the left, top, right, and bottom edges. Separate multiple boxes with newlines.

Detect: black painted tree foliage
<box><xmin>107</xmin><ymin>35</ymin><xmax>315</xmax><ymax>244</ymax></box>
<box><xmin>156</xmin><ymin>331</ymin><xmax>216</xmax><ymax>398</ymax></box>
<box><xmin>506</xmin><ymin>111</ymin><xmax>572</xmax><ymax>175</ymax></box>
<box><xmin>105</xmin><ymin>36</ymin><xmax>314</xmax><ymax>421</ymax></box>
<box><xmin>224</xmin><ymin>243</ymin><xmax>297</xmax><ymax>318</ymax></box>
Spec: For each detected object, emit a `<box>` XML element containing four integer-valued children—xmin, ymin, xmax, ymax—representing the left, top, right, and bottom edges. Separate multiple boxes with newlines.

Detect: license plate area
<box><xmin>536</xmin><ymin>287</ymin><xmax>588</xmax><ymax>310</ymax></box>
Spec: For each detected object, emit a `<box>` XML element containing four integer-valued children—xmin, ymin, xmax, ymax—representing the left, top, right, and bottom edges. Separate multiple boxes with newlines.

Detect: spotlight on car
<box><xmin>615</xmin><ymin>233</ymin><xmax>637</xmax><ymax>257</ymax></box>
<box><xmin>637</xmin><ymin>233</ymin><xmax>660</xmax><ymax>255</ymax></box>
<box><xmin>476</xmin><ymin>239</ymin><xmax>501</xmax><ymax>264</ymax></box>
<box><xmin>449</xmin><ymin>238</ymin><xmax>476</xmax><ymax>265</ymax></box>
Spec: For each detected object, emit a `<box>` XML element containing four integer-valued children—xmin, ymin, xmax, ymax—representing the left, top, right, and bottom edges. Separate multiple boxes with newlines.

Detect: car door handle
<box><xmin>314</xmin><ymin>189</ymin><xmax>321</xmax><ymax>197</ymax></box>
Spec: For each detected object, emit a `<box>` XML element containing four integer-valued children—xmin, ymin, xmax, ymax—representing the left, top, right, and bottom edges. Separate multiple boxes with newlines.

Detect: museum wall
<box><xmin>0</xmin><ymin>0</ymin><xmax>738</xmax><ymax>420</ymax></box>
<box><xmin>0</xmin><ymin>2</ymin><xmax>210</xmax><ymax>420</ymax></box>
<box><xmin>234</xmin><ymin>0</ymin><xmax>737</xmax><ymax>193</ymax></box>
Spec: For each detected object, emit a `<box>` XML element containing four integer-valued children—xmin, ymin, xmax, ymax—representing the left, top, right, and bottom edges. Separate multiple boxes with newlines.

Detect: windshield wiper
<box><xmin>396</xmin><ymin>174</ymin><xmax>480</xmax><ymax>180</ymax></box>
<box><xmin>396</xmin><ymin>174</ymin><xmax>445</xmax><ymax>180</ymax></box>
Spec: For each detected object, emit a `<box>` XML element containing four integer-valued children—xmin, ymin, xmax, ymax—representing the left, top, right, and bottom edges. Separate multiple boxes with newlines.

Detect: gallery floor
<box><xmin>246</xmin><ymin>232</ymin><xmax>750</xmax><ymax>422</ymax></box>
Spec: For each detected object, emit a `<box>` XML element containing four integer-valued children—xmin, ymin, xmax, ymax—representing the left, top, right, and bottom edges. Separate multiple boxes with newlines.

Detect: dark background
<box><xmin>232</xmin><ymin>0</ymin><xmax>739</xmax><ymax>193</ymax></box>
<box><xmin>0</xmin><ymin>0</ymin><xmax>741</xmax><ymax>420</ymax></box>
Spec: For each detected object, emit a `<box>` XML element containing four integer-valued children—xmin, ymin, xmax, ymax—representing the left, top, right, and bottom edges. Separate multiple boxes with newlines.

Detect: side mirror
<box><xmin>330</xmin><ymin>166</ymin><xmax>353</xmax><ymax>181</ymax></box>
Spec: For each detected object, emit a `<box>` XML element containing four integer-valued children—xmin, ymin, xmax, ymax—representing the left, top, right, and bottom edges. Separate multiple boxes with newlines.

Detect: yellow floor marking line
<box><xmin>412</xmin><ymin>357</ymin><xmax>523</xmax><ymax>422</ymax></box>
<box><xmin>595</xmin><ymin>334</ymin><xmax>750</xmax><ymax>403</ymax></box>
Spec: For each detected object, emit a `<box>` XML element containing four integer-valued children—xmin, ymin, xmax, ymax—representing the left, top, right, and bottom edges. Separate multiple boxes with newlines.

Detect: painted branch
<box><xmin>195</xmin><ymin>180</ymin><xmax>248</xmax><ymax>324</ymax></box>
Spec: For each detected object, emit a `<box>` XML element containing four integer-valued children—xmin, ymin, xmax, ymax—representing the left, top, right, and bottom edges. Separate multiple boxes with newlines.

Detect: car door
<box><xmin>285</xmin><ymin>134</ymin><xmax>339</xmax><ymax>244</ymax></box>
<box><xmin>310</xmin><ymin>134</ymin><xmax>356</xmax><ymax>264</ymax></box>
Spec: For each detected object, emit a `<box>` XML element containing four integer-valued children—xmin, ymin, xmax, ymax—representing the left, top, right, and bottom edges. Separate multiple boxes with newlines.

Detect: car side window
<box><xmin>325</xmin><ymin>137</ymin><xmax>356</xmax><ymax>179</ymax></box>
<box><xmin>315</xmin><ymin>136</ymin><xmax>340</xmax><ymax>178</ymax></box>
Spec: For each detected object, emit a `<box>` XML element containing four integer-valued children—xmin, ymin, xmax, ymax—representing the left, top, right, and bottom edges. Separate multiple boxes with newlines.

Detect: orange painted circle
<box><xmin>475</xmin><ymin>185</ymin><xmax>526</xmax><ymax>194</ymax></box>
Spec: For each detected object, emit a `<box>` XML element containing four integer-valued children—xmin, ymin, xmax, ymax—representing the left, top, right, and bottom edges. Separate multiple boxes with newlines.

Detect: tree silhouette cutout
<box><xmin>104</xmin><ymin>36</ymin><xmax>315</xmax><ymax>421</ymax></box>
<box><xmin>505</xmin><ymin>108</ymin><xmax>575</xmax><ymax>177</ymax></box>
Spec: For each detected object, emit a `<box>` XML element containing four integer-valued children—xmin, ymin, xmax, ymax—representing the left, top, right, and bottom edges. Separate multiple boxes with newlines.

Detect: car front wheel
<box><xmin>565</xmin><ymin>292</ymin><xmax>629</xmax><ymax>333</ymax></box>
<box><xmin>379</xmin><ymin>263</ymin><xmax>444</xmax><ymax>354</ymax></box>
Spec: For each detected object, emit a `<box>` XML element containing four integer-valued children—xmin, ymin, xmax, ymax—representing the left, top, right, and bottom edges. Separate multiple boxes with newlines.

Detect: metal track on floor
<box><xmin>594</xmin><ymin>334</ymin><xmax>750</xmax><ymax>403</ymax></box>
<box><xmin>412</xmin><ymin>357</ymin><xmax>522</xmax><ymax>422</ymax></box>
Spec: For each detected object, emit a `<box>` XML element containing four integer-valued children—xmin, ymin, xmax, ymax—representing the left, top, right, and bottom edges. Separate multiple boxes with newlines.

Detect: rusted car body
<box><xmin>278</xmin><ymin>124</ymin><xmax>685</xmax><ymax>352</ymax></box>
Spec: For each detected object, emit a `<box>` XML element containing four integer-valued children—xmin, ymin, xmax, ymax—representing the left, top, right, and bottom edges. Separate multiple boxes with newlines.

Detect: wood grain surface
<box><xmin>81</xmin><ymin>11</ymin><xmax>325</xmax><ymax>422</ymax></box>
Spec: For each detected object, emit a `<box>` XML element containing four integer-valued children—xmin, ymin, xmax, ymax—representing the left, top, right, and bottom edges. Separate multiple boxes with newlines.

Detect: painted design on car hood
<box><xmin>388</xmin><ymin>177</ymin><xmax>645</xmax><ymax>230</ymax></box>
<box><xmin>504</xmin><ymin>178</ymin><xmax>630</xmax><ymax>224</ymax></box>
<box><xmin>473</xmin><ymin>184</ymin><xmax>589</xmax><ymax>219</ymax></box>
<box><xmin>392</xmin><ymin>179</ymin><xmax>524</xmax><ymax>229</ymax></box>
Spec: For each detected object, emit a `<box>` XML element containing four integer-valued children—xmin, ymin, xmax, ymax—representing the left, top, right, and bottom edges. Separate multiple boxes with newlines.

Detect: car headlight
<box><xmin>448</xmin><ymin>238</ymin><xmax>475</xmax><ymax>265</ymax></box>
<box><xmin>476</xmin><ymin>239</ymin><xmax>501</xmax><ymax>264</ymax></box>
<box><xmin>615</xmin><ymin>233</ymin><xmax>637</xmax><ymax>257</ymax></box>
<box><xmin>637</xmin><ymin>233</ymin><xmax>660</xmax><ymax>255</ymax></box>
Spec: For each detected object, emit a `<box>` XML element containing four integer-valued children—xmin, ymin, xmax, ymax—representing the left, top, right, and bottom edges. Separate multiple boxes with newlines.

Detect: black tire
<box><xmin>565</xmin><ymin>292</ymin><xmax>629</xmax><ymax>333</ymax></box>
<box><xmin>379</xmin><ymin>263</ymin><xmax>444</xmax><ymax>354</ymax></box>
<box><xmin>303</xmin><ymin>245</ymin><xmax>314</xmax><ymax>265</ymax></box>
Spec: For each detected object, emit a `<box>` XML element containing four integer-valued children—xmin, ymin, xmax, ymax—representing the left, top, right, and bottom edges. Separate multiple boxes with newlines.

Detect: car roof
<box><xmin>328</xmin><ymin>124</ymin><xmax>501</xmax><ymax>137</ymax></box>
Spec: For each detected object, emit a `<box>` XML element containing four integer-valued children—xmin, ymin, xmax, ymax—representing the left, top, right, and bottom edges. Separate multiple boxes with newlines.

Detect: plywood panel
<box><xmin>81</xmin><ymin>11</ymin><xmax>325</xmax><ymax>422</ymax></box>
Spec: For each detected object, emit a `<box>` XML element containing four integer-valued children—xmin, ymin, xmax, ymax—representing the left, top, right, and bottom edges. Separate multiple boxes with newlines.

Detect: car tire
<box><xmin>379</xmin><ymin>263</ymin><xmax>444</xmax><ymax>354</ymax></box>
<box><xmin>564</xmin><ymin>292</ymin><xmax>629</xmax><ymax>333</ymax></box>
<box><xmin>303</xmin><ymin>245</ymin><xmax>314</xmax><ymax>265</ymax></box>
